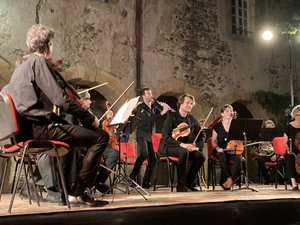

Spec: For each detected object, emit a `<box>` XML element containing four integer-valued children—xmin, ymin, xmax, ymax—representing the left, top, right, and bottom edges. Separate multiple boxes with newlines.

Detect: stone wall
<box><xmin>0</xmin><ymin>0</ymin><xmax>293</xmax><ymax>117</ymax></box>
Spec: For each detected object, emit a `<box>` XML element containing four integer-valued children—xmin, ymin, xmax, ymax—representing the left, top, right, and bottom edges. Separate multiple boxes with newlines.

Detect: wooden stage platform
<box><xmin>1</xmin><ymin>184</ymin><xmax>300</xmax><ymax>225</ymax></box>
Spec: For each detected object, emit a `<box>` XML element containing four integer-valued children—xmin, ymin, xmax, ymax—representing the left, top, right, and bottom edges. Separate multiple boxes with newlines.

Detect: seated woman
<box><xmin>284</xmin><ymin>105</ymin><xmax>300</xmax><ymax>190</ymax></box>
<box><xmin>211</xmin><ymin>104</ymin><xmax>241</xmax><ymax>190</ymax></box>
<box><xmin>255</xmin><ymin>120</ymin><xmax>277</xmax><ymax>184</ymax></box>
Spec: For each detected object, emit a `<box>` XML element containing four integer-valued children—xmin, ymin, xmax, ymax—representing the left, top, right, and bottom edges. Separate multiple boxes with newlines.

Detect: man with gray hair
<box><xmin>8</xmin><ymin>24</ymin><xmax>109</xmax><ymax>206</ymax></box>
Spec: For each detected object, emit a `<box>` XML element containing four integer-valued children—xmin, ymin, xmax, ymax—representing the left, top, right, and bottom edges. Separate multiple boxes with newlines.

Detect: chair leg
<box><xmin>55</xmin><ymin>153</ymin><xmax>71</xmax><ymax>209</ymax></box>
<box><xmin>168</xmin><ymin>161</ymin><xmax>174</xmax><ymax>192</ymax></box>
<box><xmin>27</xmin><ymin>156</ymin><xmax>40</xmax><ymax>206</ymax></box>
<box><xmin>207</xmin><ymin>160</ymin><xmax>211</xmax><ymax>189</ymax></box>
<box><xmin>212</xmin><ymin>163</ymin><xmax>216</xmax><ymax>190</ymax></box>
<box><xmin>0</xmin><ymin>158</ymin><xmax>10</xmax><ymax>201</ymax></box>
<box><xmin>8</xmin><ymin>148</ymin><xmax>28</xmax><ymax>213</ymax></box>
<box><xmin>10</xmin><ymin>158</ymin><xmax>19</xmax><ymax>193</ymax></box>
<box><xmin>153</xmin><ymin>161</ymin><xmax>159</xmax><ymax>191</ymax></box>
<box><xmin>198</xmin><ymin>165</ymin><xmax>207</xmax><ymax>190</ymax></box>
<box><xmin>281</xmin><ymin>162</ymin><xmax>287</xmax><ymax>190</ymax></box>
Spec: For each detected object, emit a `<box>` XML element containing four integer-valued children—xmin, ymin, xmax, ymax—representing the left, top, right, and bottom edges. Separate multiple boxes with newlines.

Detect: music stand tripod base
<box><xmin>100</xmin><ymin>164</ymin><xmax>150</xmax><ymax>202</ymax></box>
<box><xmin>227</xmin><ymin>119</ymin><xmax>263</xmax><ymax>192</ymax></box>
<box><xmin>112</xmin><ymin>128</ymin><xmax>150</xmax><ymax>201</ymax></box>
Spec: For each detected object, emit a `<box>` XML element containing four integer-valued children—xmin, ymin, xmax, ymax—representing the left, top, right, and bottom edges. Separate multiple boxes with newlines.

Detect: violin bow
<box><xmin>77</xmin><ymin>82</ymin><xmax>108</xmax><ymax>94</ymax></box>
<box><xmin>192</xmin><ymin>107</ymin><xmax>214</xmax><ymax>145</ymax></box>
<box><xmin>98</xmin><ymin>81</ymin><xmax>135</xmax><ymax>122</ymax></box>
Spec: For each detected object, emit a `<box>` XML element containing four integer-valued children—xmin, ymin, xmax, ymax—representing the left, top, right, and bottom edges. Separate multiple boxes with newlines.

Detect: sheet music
<box><xmin>110</xmin><ymin>96</ymin><xmax>140</xmax><ymax>125</ymax></box>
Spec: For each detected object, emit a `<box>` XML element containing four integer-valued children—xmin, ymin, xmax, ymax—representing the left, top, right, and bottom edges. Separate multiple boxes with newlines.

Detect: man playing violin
<box><xmin>159</xmin><ymin>94</ymin><xmax>206</xmax><ymax>192</ymax></box>
<box><xmin>129</xmin><ymin>87</ymin><xmax>170</xmax><ymax>188</ymax></box>
<box><xmin>8</xmin><ymin>24</ymin><xmax>109</xmax><ymax>206</ymax></box>
<box><xmin>211</xmin><ymin>104</ymin><xmax>241</xmax><ymax>190</ymax></box>
<box><xmin>95</xmin><ymin>101</ymin><xmax>119</xmax><ymax>193</ymax></box>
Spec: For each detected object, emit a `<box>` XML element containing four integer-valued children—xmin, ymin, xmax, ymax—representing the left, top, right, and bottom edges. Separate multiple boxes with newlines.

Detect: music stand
<box><xmin>109</xmin><ymin>97</ymin><xmax>149</xmax><ymax>201</ymax></box>
<box><xmin>227</xmin><ymin>118</ymin><xmax>263</xmax><ymax>192</ymax></box>
<box><xmin>259</xmin><ymin>128</ymin><xmax>282</xmax><ymax>141</ymax></box>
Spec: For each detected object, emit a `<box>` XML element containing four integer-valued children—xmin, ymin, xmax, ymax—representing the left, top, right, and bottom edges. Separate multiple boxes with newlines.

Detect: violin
<box><xmin>172</xmin><ymin>122</ymin><xmax>193</xmax><ymax>140</ymax></box>
<box><xmin>101</xmin><ymin>101</ymin><xmax>118</xmax><ymax>148</ymax></box>
<box><xmin>172</xmin><ymin>107</ymin><xmax>214</xmax><ymax>141</ymax></box>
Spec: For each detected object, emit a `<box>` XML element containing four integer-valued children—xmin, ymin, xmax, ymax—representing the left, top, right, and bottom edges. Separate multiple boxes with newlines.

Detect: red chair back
<box><xmin>0</xmin><ymin>93</ymin><xmax>19</xmax><ymax>143</ymax></box>
<box><xmin>119</xmin><ymin>141</ymin><xmax>136</xmax><ymax>160</ymax></box>
<box><xmin>207</xmin><ymin>137</ymin><xmax>214</xmax><ymax>157</ymax></box>
<box><xmin>272</xmin><ymin>137</ymin><xmax>286</xmax><ymax>156</ymax></box>
<box><xmin>152</xmin><ymin>133</ymin><xmax>162</xmax><ymax>153</ymax></box>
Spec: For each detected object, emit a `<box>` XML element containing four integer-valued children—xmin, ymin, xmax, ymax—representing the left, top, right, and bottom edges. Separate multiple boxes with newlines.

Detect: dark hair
<box><xmin>177</xmin><ymin>94</ymin><xmax>195</xmax><ymax>108</ymax></box>
<box><xmin>139</xmin><ymin>87</ymin><xmax>150</xmax><ymax>96</ymax></box>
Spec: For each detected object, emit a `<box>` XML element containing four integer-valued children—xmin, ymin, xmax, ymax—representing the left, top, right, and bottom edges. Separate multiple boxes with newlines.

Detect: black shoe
<box><xmin>82</xmin><ymin>188</ymin><xmax>109</xmax><ymax>207</ymax></box>
<box><xmin>142</xmin><ymin>181</ymin><xmax>151</xmax><ymax>189</ymax></box>
<box><xmin>187</xmin><ymin>185</ymin><xmax>199</xmax><ymax>192</ymax></box>
<box><xmin>95</xmin><ymin>183</ymin><xmax>111</xmax><ymax>194</ymax></box>
<box><xmin>176</xmin><ymin>185</ymin><xmax>191</xmax><ymax>192</ymax></box>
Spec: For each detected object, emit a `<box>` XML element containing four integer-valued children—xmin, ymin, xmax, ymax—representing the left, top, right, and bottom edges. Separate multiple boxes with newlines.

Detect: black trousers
<box><xmin>29</xmin><ymin>122</ymin><xmax>109</xmax><ymax>196</ymax></box>
<box><xmin>130</xmin><ymin>138</ymin><xmax>156</xmax><ymax>183</ymax></box>
<box><xmin>214</xmin><ymin>151</ymin><xmax>241</xmax><ymax>184</ymax></box>
<box><xmin>256</xmin><ymin>155</ymin><xmax>274</xmax><ymax>183</ymax></box>
<box><xmin>285</xmin><ymin>153</ymin><xmax>297</xmax><ymax>181</ymax></box>
<box><xmin>167</xmin><ymin>146</ymin><xmax>205</xmax><ymax>187</ymax></box>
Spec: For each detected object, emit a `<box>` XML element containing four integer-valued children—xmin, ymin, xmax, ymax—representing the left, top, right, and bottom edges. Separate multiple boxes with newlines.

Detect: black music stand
<box><xmin>259</xmin><ymin>128</ymin><xmax>282</xmax><ymax>141</ymax></box>
<box><xmin>227</xmin><ymin>118</ymin><xmax>263</xmax><ymax>192</ymax></box>
<box><xmin>109</xmin><ymin>97</ymin><xmax>149</xmax><ymax>201</ymax></box>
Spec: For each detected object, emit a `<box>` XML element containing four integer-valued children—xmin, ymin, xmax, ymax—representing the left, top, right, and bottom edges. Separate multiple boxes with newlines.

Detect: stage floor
<box><xmin>1</xmin><ymin>184</ymin><xmax>299</xmax><ymax>216</ymax></box>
